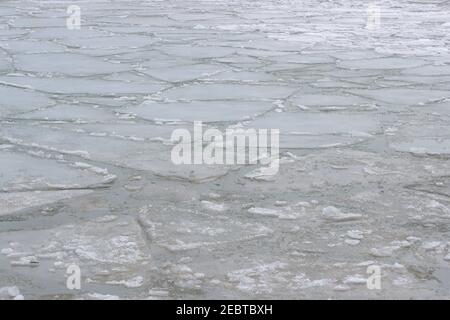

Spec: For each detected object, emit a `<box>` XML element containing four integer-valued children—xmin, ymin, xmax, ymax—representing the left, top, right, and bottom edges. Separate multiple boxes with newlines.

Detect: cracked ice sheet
<box><xmin>0</xmin><ymin>85</ymin><xmax>54</xmax><ymax>118</ymax></box>
<box><xmin>388</xmin><ymin>122</ymin><xmax>450</xmax><ymax>156</ymax></box>
<box><xmin>0</xmin><ymin>76</ymin><xmax>166</xmax><ymax>95</ymax></box>
<box><xmin>160</xmin><ymin>83</ymin><xmax>296</xmax><ymax>101</ymax></box>
<box><xmin>247</xmin><ymin>111</ymin><xmax>381</xmax><ymax>148</ymax></box>
<box><xmin>13</xmin><ymin>53</ymin><xmax>132</xmax><ymax>76</ymax></box>
<box><xmin>140</xmin><ymin>63</ymin><xmax>228</xmax><ymax>83</ymax></box>
<box><xmin>348</xmin><ymin>88</ymin><xmax>450</xmax><ymax>106</ymax></box>
<box><xmin>0</xmin><ymin>148</ymin><xmax>113</xmax><ymax>215</ymax></box>
<box><xmin>137</xmin><ymin>205</ymin><xmax>274</xmax><ymax>253</ymax></box>
<box><xmin>0</xmin><ymin>149</ymin><xmax>112</xmax><ymax>192</ymax></box>
<box><xmin>0</xmin><ymin>216</ymin><xmax>150</xmax><ymax>298</ymax></box>
<box><xmin>0</xmin><ymin>190</ymin><xmax>93</xmax><ymax>216</ymax></box>
<box><xmin>0</xmin><ymin>123</ymin><xmax>230</xmax><ymax>181</ymax></box>
<box><xmin>1</xmin><ymin>0</ymin><xmax>450</xmax><ymax>300</ymax></box>
<box><xmin>122</xmin><ymin>100</ymin><xmax>276</xmax><ymax>123</ymax></box>
<box><xmin>12</xmin><ymin>104</ymin><xmax>122</xmax><ymax>123</ymax></box>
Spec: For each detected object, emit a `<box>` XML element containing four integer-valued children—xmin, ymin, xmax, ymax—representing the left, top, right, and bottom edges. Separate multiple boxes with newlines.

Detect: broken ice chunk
<box><xmin>201</xmin><ymin>200</ymin><xmax>228</xmax><ymax>212</ymax></box>
<box><xmin>322</xmin><ymin>206</ymin><xmax>362</xmax><ymax>222</ymax></box>
<box><xmin>0</xmin><ymin>286</ymin><xmax>24</xmax><ymax>300</ymax></box>
<box><xmin>343</xmin><ymin>275</ymin><xmax>367</xmax><ymax>285</ymax></box>
<box><xmin>337</xmin><ymin>57</ymin><xmax>426</xmax><ymax>70</ymax></box>
<box><xmin>346</xmin><ymin>230</ymin><xmax>364</xmax><ymax>240</ymax></box>
<box><xmin>13</xmin><ymin>53</ymin><xmax>130</xmax><ymax>76</ymax></box>
<box><xmin>248</xmin><ymin>207</ymin><xmax>280</xmax><ymax>217</ymax></box>
<box><xmin>421</xmin><ymin>241</ymin><xmax>441</xmax><ymax>251</ymax></box>
<box><xmin>10</xmin><ymin>255</ymin><xmax>40</xmax><ymax>267</ymax></box>
<box><xmin>345</xmin><ymin>239</ymin><xmax>360</xmax><ymax>246</ymax></box>
<box><xmin>370</xmin><ymin>246</ymin><xmax>400</xmax><ymax>257</ymax></box>
<box><xmin>106</xmin><ymin>276</ymin><xmax>144</xmax><ymax>288</ymax></box>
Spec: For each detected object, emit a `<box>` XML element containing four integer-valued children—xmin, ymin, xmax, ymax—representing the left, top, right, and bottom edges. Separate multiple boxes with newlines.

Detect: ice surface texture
<box><xmin>0</xmin><ymin>0</ymin><xmax>450</xmax><ymax>299</ymax></box>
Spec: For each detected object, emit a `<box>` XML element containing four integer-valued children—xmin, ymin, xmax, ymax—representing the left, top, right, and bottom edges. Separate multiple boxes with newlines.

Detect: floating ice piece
<box><xmin>227</xmin><ymin>262</ymin><xmax>287</xmax><ymax>294</ymax></box>
<box><xmin>247</xmin><ymin>207</ymin><xmax>302</xmax><ymax>219</ymax></box>
<box><xmin>295</xmin><ymin>201</ymin><xmax>311</xmax><ymax>207</ymax></box>
<box><xmin>1</xmin><ymin>248</ymin><xmax>14</xmax><ymax>255</ymax></box>
<box><xmin>290</xmin><ymin>275</ymin><xmax>334</xmax><ymax>290</ymax></box>
<box><xmin>390</xmin><ymin>240</ymin><xmax>411</xmax><ymax>248</ymax></box>
<box><xmin>124</xmin><ymin>184</ymin><xmax>142</xmax><ymax>192</ymax></box>
<box><xmin>390</xmin><ymin>138</ymin><xmax>450</xmax><ymax>155</ymax></box>
<box><xmin>142</xmin><ymin>63</ymin><xmax>226</xmax><ymax>82</ymax></box>
<box><xmin>248</xmin><ymin>112</ymin><xmax>379</xmax><ymax>148</ymax></box>
<box><xmin>370</xmin><ymin>246</ymin><xmax>400</xmax><ymax>257</ymax></box>
<box><xmin>57</xmin><ymin>218</ymin><xmax>146</xmax><ymax>264</ymax></box>
<box><xmin>392</xmin><ymin>277</ymin><xmax>411</xmax><ymax>286</ymax></box>
<box><xmin>322</xmin><ymin>206</ymin><xmax>362</xmax><ymax>222</ymax></box>
<box><xmin>349</xmin><ymin>88</ymin><xmax>449</xmax><ymax>105</ymax></box>
<box><xmin>250</xmin><ymin>112</ymin><xmax>379</xmax><ymax>136</ymax></box>
<box><xmin>87</xmin><ymin>293</ymin><xmax>120</xmax><ymax>300</ymax></box>
<box><xmin>0</xmin><ymin>124</ymin><xmax>229</xmax><ymax>182</ymax></box>
<box><xmin>107</xmin><ymin>276</ymin><xmax>144</xmax><ymax>288</ymax></box>
<box><xmin>268</xmin><ymin>53</ymin><xmax>334</xmax><ymax>64</ymax></box>
<box><xmin>207</xmin><ymin>193</ymin><xmax>221</xmax><ymax>200</ymax></box>
<box><xmin>96</xmin><ymin>215</ymin><xmax>118</xmax><ymax>223</ymax></box>
<box><xmin>382</xmin><ymin>263</ymin><xmax>405</xmax><ymax>270</ymax></box>
<box><xmin>59</xmin><ymin>34</ymin><xmax>156</xmax><ymax>51</ymax></box>
<box><xmin>346</xmin><ymin>230</ymin><xmax>364</xmax><ymax>240</ymax></box>
<box><xmin>244</xmin><ymin>160</ymin><xmax>280</xmax><ymax>181</ymax></box>
<box><xmin>204</xmin><ymin>70</ymin><xmax>277</xmax><ymax>82</ymax></box>
<box><xmin>0</xmin><ymin>149</ymin><xmax>110</xmax><ymax>191</ymax></box>
<box><xmin>0</xmin><ymin>84</ymin><xmax>54</xmax><ymax>117</ymax></box>
<box><xmin>16</xmin><ymin>104</ymin><xmax>120</xmax><ymax>123</ymax></box>
<box><xmin>10</xmin><ymin>255</ymin><xmax>39</xmax><ymax>267</ymax></box>
<box><xmin>403</xmin><ymin>65</ymin><xmax>450</xmax><ymax>76</ymax></box>
<box><xmin>160</xmin><ymin>83</ymin><xmax>295</xmax><ymax>101</ymax></box>
<box><xmin>14</xmin><ymin>53</ymin><xmax>130</xmax><ymax>76</ymax></box>
<box><xmin>290</xmin><ymin>93</ymin><xmax>369</xmax><ymax>108</ymax></box>
<box><xmin>124</xmin><ymin>100</ymin><xmax>273</xmax><ymax>123</ymax></box>
<box><xmin>201</xmin><ymin>200</ymin><xmax>228</xmax><ymax>212</ymax></box>
<box><xmin>333</xmin><ymin>284</ymin><xmax>351</xmax><ymax>291</ymax></box>
<box><xmin>337</xmin><ymin>57</ymin><xmax>426</xmax><ymax>70</ymax></box>
<box><xmin>0</xmin><ymin>286</ymin><xmax>23</xmax><ymax>300</ymax></box>
<box><xmin>156</xmin><ymin>239</ymin><xmax>203</xmax><ymax>252</ymax></box>
<box><xmin>158</xmin><ymin>44</ymin><xmax>235</xmax><ymax>59</ymax></box>
<box><xmin>345</xmin><ymin>239</ymin><xmax>360</xmax><ymax>246</ymax></box>
<box><xmin>355</xmin><ymin>261</ymin><xmax>376</xmax><ymax>267</ymax></box>
<box><xmin>343</xmin><ymin>275</ymin><xmax>367</xmax><ymax>285</ymax></box>
<box><xmin>248</xmin><ymin>207</ymin><xmax>280</xmax><ymax>217</ymax></box>
<box><xmin>0</xmin><ymin>190</ymin><xmax>92</xmax><ymax>216</ymax></box>
<box><xmin>2</xmin><ymin>39</ymin><xmax>66</xmax><ymax>54</ymax></box>
<box><xmin>422</xmin><ymin>241</ymin><xmax>441</xmax><ymax>250</ymax></box>
<box><xmin>0</xmin><ymin>76</ymin><xmax>165</xmax><ymax>95</ymax></box>
<box><xmin>148</xmin><ymin>289</ymin><xmax>169</xmax><ymax>297</ymax></box>
<box><xmin>406</xmin><ymin>236</ymin><xmax>421</xmax><ymax>243</ymax></box>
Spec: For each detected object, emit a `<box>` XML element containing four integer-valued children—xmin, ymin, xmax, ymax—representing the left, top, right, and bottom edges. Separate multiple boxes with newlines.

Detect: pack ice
<box><xmin>1</xmin><ymin>0</ymin><xmax>450</xmax><ymax>300</ymax></box>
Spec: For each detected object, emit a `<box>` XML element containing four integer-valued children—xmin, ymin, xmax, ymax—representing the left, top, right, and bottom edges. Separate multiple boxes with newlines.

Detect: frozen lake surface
<box><xmin>1</xmin><ymin>0</ymin><xmax>450</xmax><ymax>299</ymax></box>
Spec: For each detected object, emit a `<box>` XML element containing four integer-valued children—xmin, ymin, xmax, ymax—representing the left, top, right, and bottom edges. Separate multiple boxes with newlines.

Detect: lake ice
<box><xmin>1</xmin><ymin>0</ymin><xmax>450</xmax><ymax>299</ymax></box>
